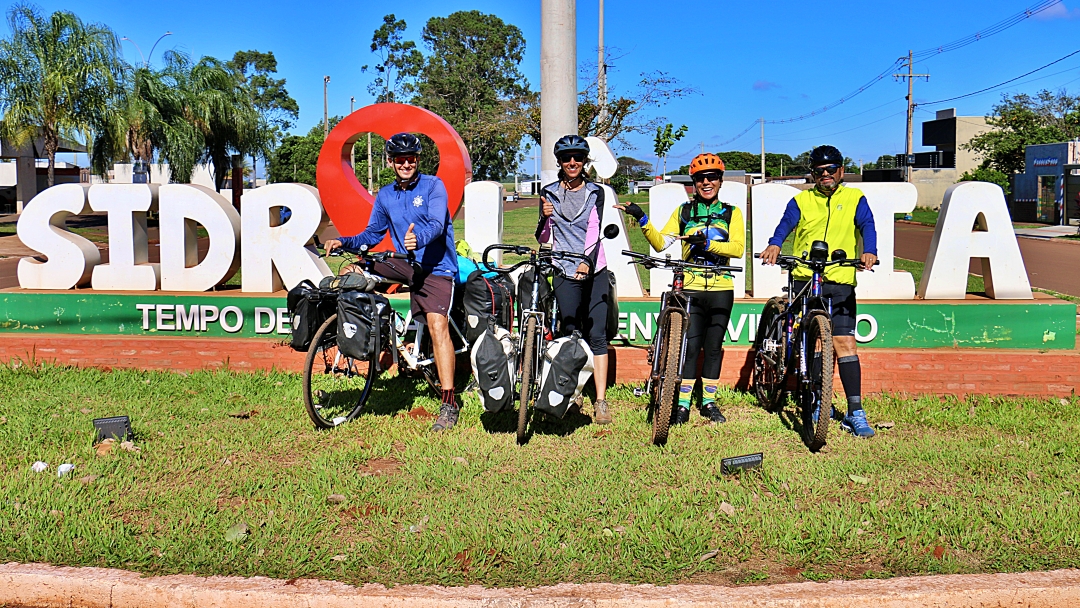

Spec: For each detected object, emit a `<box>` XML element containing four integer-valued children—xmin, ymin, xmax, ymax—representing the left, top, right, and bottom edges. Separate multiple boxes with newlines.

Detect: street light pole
<box><xmin>350</xmin><ymin>97</ymin><xmax>356</xmax><ymax>170</ymax></box>
<box><xmin>323</xmin><ymin>76</ymin><xmax>331</xmax><ymax>137</ymax></box>
<box><xmin>121</xmin><ymin>32</ymin><xmax>172</xmax><ymax>68</ymax></box>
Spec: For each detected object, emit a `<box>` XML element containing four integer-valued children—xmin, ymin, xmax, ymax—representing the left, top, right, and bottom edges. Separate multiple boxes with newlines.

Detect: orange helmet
<box><xmin>689</xmin><ymin>153</ymin><xmax>725</xmax><ymax>175</ymax></box>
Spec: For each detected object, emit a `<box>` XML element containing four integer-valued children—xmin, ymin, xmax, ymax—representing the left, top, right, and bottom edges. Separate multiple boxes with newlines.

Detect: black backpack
<box><xmin>469</xmin><ymin>323</ymin><xmax>516</xmax><ymax>413</ymax></box>
<box><xmin>336</xmin><ymin>291</ymin><xmax>393</xmax><ymax>362</ymax></box>
<box><xmin>287</xmin><ymin>280</ymin><xmax>336</xmax><ymax>352</ymax></box>
<box><xmin>534</xmin><ymin>332</ymin><xmax>594</xmax><ymax>418</ymax></box>
<box><xmin>462</xmin><ymin>271</ymin><xmax>514</xmax><ymax>343</ymax></box>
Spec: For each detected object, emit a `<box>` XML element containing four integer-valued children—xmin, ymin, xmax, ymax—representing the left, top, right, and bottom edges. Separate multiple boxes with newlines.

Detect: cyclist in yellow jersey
<box><xmin>616</xmin><ymin>153</ymin><xmax>744</xmax><ymax>425</ymax></box>
<box><xmin>760</xmin><ymin>145</ymin><xmax>878</xmax><ymax>438</ymax></box>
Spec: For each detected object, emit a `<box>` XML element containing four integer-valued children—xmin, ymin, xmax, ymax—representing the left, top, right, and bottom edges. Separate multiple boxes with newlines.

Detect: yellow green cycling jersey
<box><xmin>639</xmin><ymin>198</ymin><xmax>745</xmax><ymax>292</ymax></box>
<box><xmin>767</xmin><ymin>183</ymin><xmax>878</xmax><ymax>285</ymax></box>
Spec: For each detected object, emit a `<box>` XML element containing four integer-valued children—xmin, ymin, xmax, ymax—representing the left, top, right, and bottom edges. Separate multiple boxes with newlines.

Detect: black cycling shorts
<box><xmin>792</xmin><ymin>281</ymin><xmax>856</xmax><ymax>337</ymax></box>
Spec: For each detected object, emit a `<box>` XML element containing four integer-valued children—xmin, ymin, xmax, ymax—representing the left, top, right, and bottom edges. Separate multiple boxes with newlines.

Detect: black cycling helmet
<box><xmin>809</xmin><ymin>145</ymin><xmax>843</xmax><ymax>167</ymax></box>
<box><xmin>553</xmin><ymin>134</ymin><xmax>590</xmax><ymax>158</ymax></box>
<box><xmin>385</xmin><ymin>132</ymin><xmax>422</xmax><ymax>157</ymax></box>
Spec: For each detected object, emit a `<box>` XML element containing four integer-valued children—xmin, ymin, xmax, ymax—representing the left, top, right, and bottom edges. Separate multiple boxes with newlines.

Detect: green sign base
<box><xmin>0</xmin><ymin>290</ymin><xmax>1074</xmax><ymax>350</ymax></box>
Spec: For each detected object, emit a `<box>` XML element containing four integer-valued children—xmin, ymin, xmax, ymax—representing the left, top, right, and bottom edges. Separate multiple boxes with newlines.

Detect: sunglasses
<box><xmin>811</xmin><ymin>164</ymin><xmax>842</xmax><ymax>177</ymax></box>
<box><xmin>693</xmin><ymin>172</ymin><xmax>722</xmax><ymax>183</ymax></box>
<box><xmin>391</xmin><ymin>155</ymin><xmax>417</xmax><ymax>166</ymax></box>
<box><xmin>558</xmin><ymin>153</ymin><xmax>587</xmax><ymax>163</ymax></box>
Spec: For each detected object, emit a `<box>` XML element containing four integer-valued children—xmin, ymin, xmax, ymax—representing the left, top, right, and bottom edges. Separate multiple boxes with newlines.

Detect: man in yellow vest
<box><xmin>760</xmin><ymin>145</ymin><xmax>878</xmax><ymax>438</ymax></box>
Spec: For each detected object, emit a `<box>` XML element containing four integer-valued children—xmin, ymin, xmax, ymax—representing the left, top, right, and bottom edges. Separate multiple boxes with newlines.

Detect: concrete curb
<box><xmin>3</xmin><ymin>563</ymin><xmax>1080</xmax><ymax>608</ymax></box>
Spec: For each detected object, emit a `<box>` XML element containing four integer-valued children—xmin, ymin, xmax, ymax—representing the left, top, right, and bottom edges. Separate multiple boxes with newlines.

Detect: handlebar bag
<box><xmin>336</xmin><ymin>291</ymin><xmax>393</xmax><ymax>361</ymax></box>
<box><xmin>469</xmin><ymin>322</ymin><xmax>516</xmax><ymax>413</ymax></box>
<box><xmin>286</xmin><ymin>280</ymin><xmax>337</xmax><ymax>352</ymax></box>
<box><xmin>534</xmin><ymin>332</ymin><xmax>594</xmax><ymax>419</ymax></box>
<box><xmin>516</xmin><ymin>269</ymin><xmax>554</xmax><ymax>321</ymax></box>
<box><xmin>462</xmin><ymin>271</ymin><xmax>515</xmax><ymax>343</ymax></box>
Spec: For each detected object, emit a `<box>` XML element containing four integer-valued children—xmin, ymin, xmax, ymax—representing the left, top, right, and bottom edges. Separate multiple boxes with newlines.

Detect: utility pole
<box><xmin>597</xmin><ymin>0</ymin><xmax>607</xmax><ymax>133</ymax></box>
<box><xmin>350</xmin><ymin>97</ymin><xmax>356</xmax><ymax>170</ymax></box>
<box><xmin>894</xmin><ymin>50</ymin><xmax>929</xmax><ymax>183</ymax></box>
<box><xmin>760</xmin><ymin>118</ymin><xmax>765</xmax><ymax>183</ymax></box>
<box><xmin>323</xmin><ymin>76</ymin><xmax>331</xmax><ymax>137</ymax></box>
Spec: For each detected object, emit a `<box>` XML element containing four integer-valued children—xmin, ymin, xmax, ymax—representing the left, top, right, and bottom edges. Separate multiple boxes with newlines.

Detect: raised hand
<box><xmin>542</xmin><ymin>197</ymin><xmax>554</xmax><ymax>218</ymax></box>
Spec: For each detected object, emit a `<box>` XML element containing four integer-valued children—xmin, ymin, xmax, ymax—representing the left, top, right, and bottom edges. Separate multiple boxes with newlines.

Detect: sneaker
<box><xmin>670</xmin><ymin>406</ymin><xmax>690</xmax><ymax>426</ymax></box>
<box><xmin>430</xmin><ymin>404</ymin><xmax>460</xmax><ymax>432</ymax></box>
<box><xmin>841</xmin><ymin>410</ymin><xmax>876</xmax><ymax>438</ymax></box>
<box><xmin>701</xmin><ymin>403</ymin><xmax>727</xmax><ymax>424</ymax></box>
<box><xmin>593</xmin><ymin>399</ymin><xmax>612</xmax><ymax>425</ymax></box>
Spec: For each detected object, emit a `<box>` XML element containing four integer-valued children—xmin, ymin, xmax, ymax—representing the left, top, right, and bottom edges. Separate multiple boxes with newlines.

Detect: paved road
<box><xmin>894</xmin><ymin>222</ymin><xmax>1080</xmax><ymax>296</ymax></box>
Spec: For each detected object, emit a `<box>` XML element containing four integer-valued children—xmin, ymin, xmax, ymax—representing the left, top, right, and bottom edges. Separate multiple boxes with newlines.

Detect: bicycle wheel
<box><xmin>303</xmin><ymin>314</ymin><xmax>378</xmax><ymax>429</ymax></box>
<box><xmin>652</xmin><ymin>311</ymin><xmax>684</xmax><ymax>446</ymax></box>
<box><xmin>800</xmin><ymin>312</ymin><xmax>834</xmax><ymax>451</ymax></box>
<box><xmin>516</xmin><ymin>316</ymin><xmax>538</xmax><ymax>445</ymax></box>
<box><xmin>753</xmin><ymin>297</ymin><xmax>788</xmax><ymax>412</ymax></box>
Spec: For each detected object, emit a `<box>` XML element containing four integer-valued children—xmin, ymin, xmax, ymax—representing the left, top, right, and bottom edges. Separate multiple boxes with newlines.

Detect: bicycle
<box><xmin>621</xmin><ymin>250</ymin><xmax>741</xmax><ymax>446</ymax></box>
<box><xmin>751</xmin><ymin>240</ymin><xmax>874</xmax><ymax>451</ymax></box>
<box><xmin>302</xmin><ymin>247</ymin><xmax>470</xmax><ymax>429</ymax></box>
<box><xmin>481</xmin><ymin>244</ymin><xmax>594</xmax><ymax>444</ymax></box>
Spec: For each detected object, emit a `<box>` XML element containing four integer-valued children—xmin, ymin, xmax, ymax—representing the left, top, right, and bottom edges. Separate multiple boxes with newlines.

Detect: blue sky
<box><xmin>10</xmin><ymin>0</ymin><xmax>1080</xmax><ymax>171</ymax></box>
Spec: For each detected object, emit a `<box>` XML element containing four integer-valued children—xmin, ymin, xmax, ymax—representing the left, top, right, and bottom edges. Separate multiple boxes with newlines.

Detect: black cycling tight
<box><xmin>680</xmin><ymin>289</ymin><xmax>734</xmax><ymax>378</ymax></box>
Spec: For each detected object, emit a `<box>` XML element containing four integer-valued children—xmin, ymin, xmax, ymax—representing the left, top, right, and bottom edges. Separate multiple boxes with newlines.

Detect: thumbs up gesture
<box><xmin>404</xmin><ymin>223</ymin><xmax>417</xmax><ymax>251</ymax></box>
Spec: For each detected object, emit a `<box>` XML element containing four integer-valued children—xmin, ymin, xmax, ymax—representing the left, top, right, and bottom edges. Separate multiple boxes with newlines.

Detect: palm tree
<box><xmin>90</xmin><ymin>63</ymin><xmax>177</xmax><ymax>179</ymax></box>
<box><xmin>0</xmin><ymin>4</ymin><xmax>123</xmax><ymax>187</ymax></box>
<box><xmin>157</xmin><ymin>52</ymin><xmax>259</xmax><ymax>189</ymax></box>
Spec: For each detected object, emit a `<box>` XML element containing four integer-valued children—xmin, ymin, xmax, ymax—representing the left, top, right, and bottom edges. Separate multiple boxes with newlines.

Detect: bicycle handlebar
<box><xmin>753</xmin><ymin>252</ymin><xmax>879</xmax><ymax>271</ymax></box>
<box><xmin>481</xmin><ymin>244</ymin><xmax>595</xmax><ymax>276</ymax></box>
<box><xmin>328</xmin><ymin>245</ymin><xmax>412</xmax><ymax>263</ymax></box>
<box><xmin>621</xmin><ymin>250</ymin><xmax>742</xmax><ymax>273</ymax></box>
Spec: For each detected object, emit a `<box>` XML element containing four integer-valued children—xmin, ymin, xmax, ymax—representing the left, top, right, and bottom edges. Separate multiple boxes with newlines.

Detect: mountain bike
<box><xmin>302</xmin><ymin>247</ymin><xmax>470</xmax><ymax>429</ymax></box>
<box><xmin>621</xmin><ymin>250</ymin><xmax>741</xmax><ymax>446</ymax></box>
<box><xmin>481</xmin><ymin>244</ymin><xmax>593</xmax><ymax>444</ymax></box>
<box><xmin>751</xmin><ymin>240</ymin><xmax>874</xmax><ymax>451</ymax></box>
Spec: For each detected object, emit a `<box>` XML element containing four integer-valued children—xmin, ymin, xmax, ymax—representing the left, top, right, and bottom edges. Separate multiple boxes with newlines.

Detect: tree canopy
<box><xmin>362</xmin><ymin>15</ymin><xmax>423</xmax><ymax>104</ymax></box>
<box><xmin>964</xmin><ymin>90</ymin><xmax>1080</xmax><ymax>176</ymax></box>
<box><xmin>0</xmin><ymin>3</ymin><xmax>123</xmax><ymax>186</ymax></box>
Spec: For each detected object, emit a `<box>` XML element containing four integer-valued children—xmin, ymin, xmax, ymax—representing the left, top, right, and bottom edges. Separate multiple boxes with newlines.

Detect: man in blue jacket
<box><xmin>324</xmin><ymin>133</ymin><xmax>461</xmax><ymax>431</ymax></box>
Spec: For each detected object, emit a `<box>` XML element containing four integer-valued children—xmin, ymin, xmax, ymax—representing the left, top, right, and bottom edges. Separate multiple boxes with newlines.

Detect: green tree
<box><xmin>0</xmin><ymin>4</ymin><xmax>123</xmax><ymax>186</ymax></box>
<box><xmin>228</xmin><ymin>50</ymin><xmax>299</xmax><ymax>184</ymax></box>
<box><xmin>89</xmin><ymin>63</ymin><xmax>175</xmax><ymax>178</ymax></box>
<box><xmin>964</xmin><ymin>89</ymin><xmax>1080</xmax><ymax>176</ymax></box>
<box><xmin>578</xmin><ymin>62</ymin><xmax>697</xmax><ymax>149</ymax></box>
<box><xmin>653</xmin><ymin>123</ymin><xmax>686</xmax><ymax>176</ymax></box>
<box><xmin>414</xmin><ymin>10</ymin><xmax>536</xmax><ymax>181</ymax></box>
<box><xmin>958</xmin><ymin>165</ymin><xmax>1011</xmax><ymax>194</ymax></box>
<box><xmin>362</xmin><ymin>15</ymin><xmax>423</xmax><ymax>103</ymax></box>
<box><xmin>268</xmin><ymin>120</ymin><xmax>394</xmax><ymax>187</ymax></box>
<box><xmin>617</xmin><ymin>155</ymin><xmax>652</xmax><ymax>180</ymax></box>
<box><xmin>676</xmin><ymin>151</ymin><xmax>797</xmax><ymax>177</ymax></box>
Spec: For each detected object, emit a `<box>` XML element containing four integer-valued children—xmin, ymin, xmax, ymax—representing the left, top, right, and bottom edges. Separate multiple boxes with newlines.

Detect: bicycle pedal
<box><xmin>633</xmin><ymin>387</ymin><xmax>646</xmax><ymax>397</ymax></box>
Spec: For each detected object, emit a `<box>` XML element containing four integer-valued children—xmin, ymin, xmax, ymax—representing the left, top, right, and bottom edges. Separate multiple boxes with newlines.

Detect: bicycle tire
<box><xmin>517</xmin><ymin>316</ymin><xmax>538</xmax><ymax>445</ymax></box>
<box><xmin>652</xmin><ymin>311</ymin><xmax>684</xmax><ymax>446</ymax></box>
<box><xmin>303</xmin><ymin>314</ymin><xmax>378</xmax><ymax>429</ymax></box>
<box><xmin>753</xmin><ymin>297</ymin><xmax>788</xmax><ymax>412</ymax></box>
<box><xmin>801</xmin><ymin>312</ymin><xmax>834</xmax><ymax>451</ymax></box>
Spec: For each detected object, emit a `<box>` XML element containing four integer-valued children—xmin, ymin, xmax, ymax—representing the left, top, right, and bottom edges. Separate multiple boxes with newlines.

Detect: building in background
<box><xmin>1012</xmin><ymin>141</ymin><xmax>1080</xmax><ymax>225</ymax></box>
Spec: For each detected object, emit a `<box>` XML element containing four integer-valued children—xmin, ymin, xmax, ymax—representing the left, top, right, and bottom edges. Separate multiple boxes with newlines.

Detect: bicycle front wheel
<box><xmin>516</xmin><ymin>316</ymin><xmax>539</xmax><ymax>445</ymax></box>
<box><xmin>652</xmin><ymin>311</ymin><xmax>684</xmax><ymax>446</ymax></box>
<box><xmin>303</xmin><ymin>314</ymin><xmax>378</xmax><ymax>429</ymax></box>
<box><xmin>753</xmin><ymin>297</ymin><xmax>788</xmax><ymax>412</ymax></box>
<box><xmin>801</xmin><ymin>313</ymin><xmax>834</xmax><ymax>451</ymax></box>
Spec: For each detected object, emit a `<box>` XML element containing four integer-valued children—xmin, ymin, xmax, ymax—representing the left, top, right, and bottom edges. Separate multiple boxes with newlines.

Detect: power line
<box><xmin>770</xmin><ymin>110</ymin><xmax>909</xmax><ymax>143</ymax></box>
<box><xmin>919</xmin><ymin>49</ymin><xmax>1080</xmax><ymax>106</ymax></box>
<box><xmin>912</xmin><ymin>0</ymin><xmax>1062</xmax><ymax>61</ymax></box>
<box><xmin>710</xmin><ymin>0</ymin><xmax>1064</xmax><ymax>141</ymax></box>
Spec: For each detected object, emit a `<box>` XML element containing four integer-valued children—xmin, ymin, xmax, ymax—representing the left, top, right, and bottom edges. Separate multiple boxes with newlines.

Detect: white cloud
<box><xmin>1035</xmin><ymin>2</ymin><xmax>1080</xmax><ymax>19</ymax></box>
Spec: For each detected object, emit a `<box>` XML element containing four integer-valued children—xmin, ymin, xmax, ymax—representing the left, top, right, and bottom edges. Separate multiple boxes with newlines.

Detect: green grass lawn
<box><xmin>1</xmin><ymin>363</ymin><xmax>1077</xmax><ymax>587</ymax></box>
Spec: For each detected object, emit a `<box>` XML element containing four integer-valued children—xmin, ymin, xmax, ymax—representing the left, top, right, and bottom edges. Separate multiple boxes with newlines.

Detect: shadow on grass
<box><xmin>479</xmin><ymin>406</ymin><xmax>593</xmax><ymax>442</ymax></box>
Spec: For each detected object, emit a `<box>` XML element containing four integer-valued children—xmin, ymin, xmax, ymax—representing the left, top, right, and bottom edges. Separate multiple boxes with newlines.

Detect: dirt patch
<box><xmin>359</xmin><ymin>457</ymin><xmax>403</xmax><ymax>476</ymax></box>
<box><xmin>343</xmin><ymin>504</ymin><xmax>388</xmax><ymax>520</ymax></box>
<box><xmin>406</xmin><ymin>408</ymin><xmax>435</xmax><ymax>421</ymax></box>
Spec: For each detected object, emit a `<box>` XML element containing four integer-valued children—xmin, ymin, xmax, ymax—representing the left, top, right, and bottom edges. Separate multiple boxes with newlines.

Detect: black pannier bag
<box><xmin>336</xmin><ymin>291</ymin><xmax>393</xmax><ymax>361</ymax></box>
<box><xmin>534</xmin><ymin>331</ymin><xmax>595</xmax><ymax>419</ymax></box>
<box><xmin>469</xmin><ymin>324</ymin><xmax>516</xmax><ymax>413</ymax></box>
<box><xmin>605</xmin><ymin>271</ymin><xmax>620</xmax><ymax>341</ymax></box>
<box><xmin>287</xmin><ymin>280</ymin><xmax>336</xmax><ymax>352</ymax></box>
<box><xmin>516</xmin><ymin>270</ymin><xmax>554</xmax><ymax>318</ymax></box>
<box><xmin>462</xmin><ymin>271</ymin><xmax>514</xmax><ymax>343</ymax></box>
